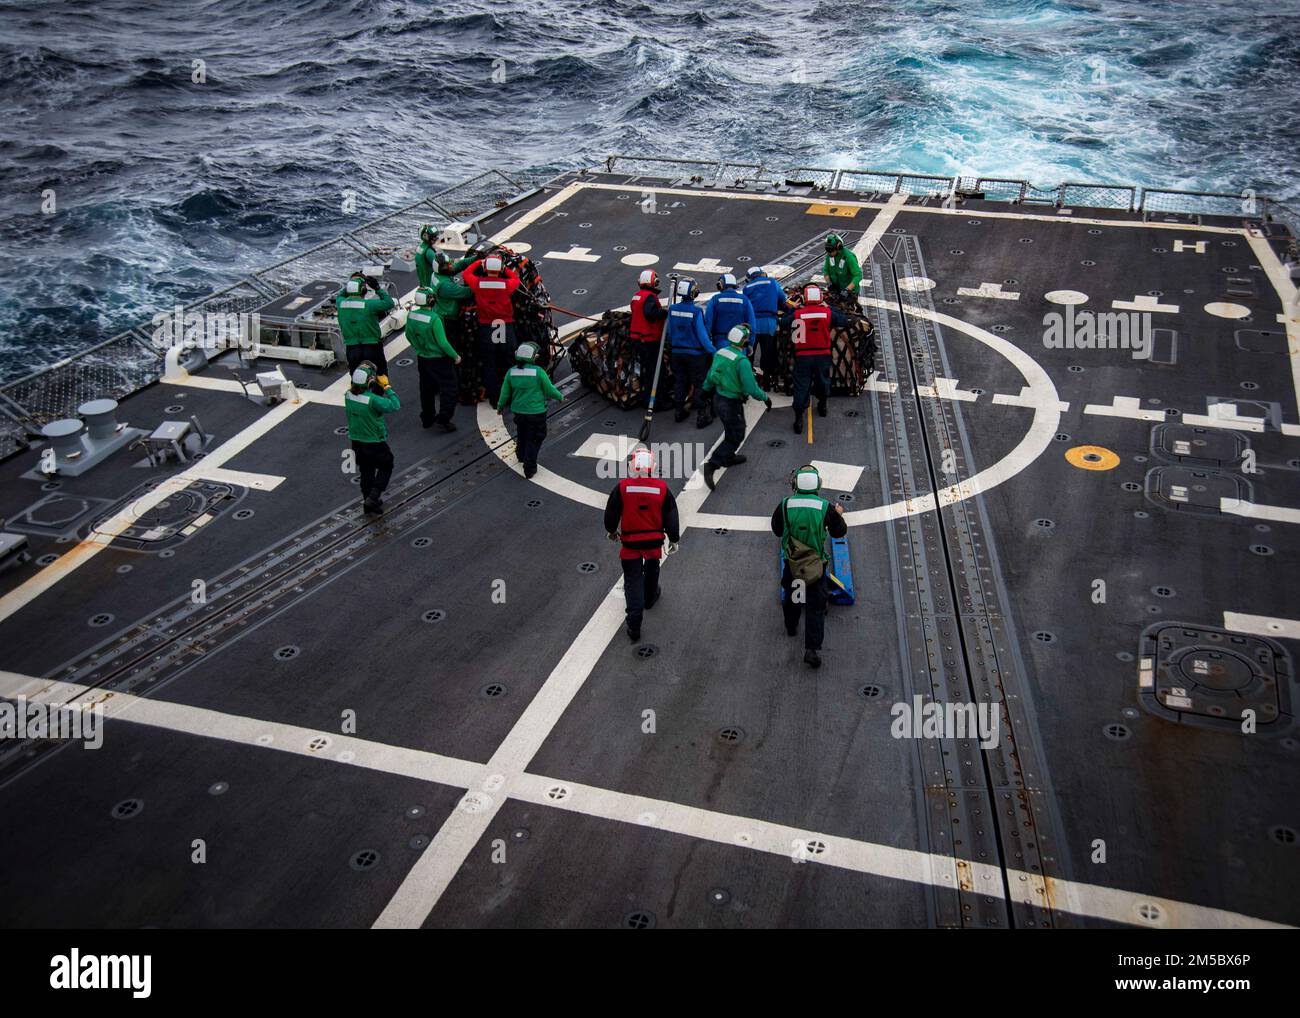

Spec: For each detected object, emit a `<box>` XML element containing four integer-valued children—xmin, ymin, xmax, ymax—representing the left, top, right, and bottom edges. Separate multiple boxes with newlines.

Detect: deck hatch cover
<box><xmin>1138</xmin><ymin>623</ymin><xmax>1290</xmax><ymax>731</ymax></box>
<box><xmin>1145</xmin><ymin>465</ymin><xmax>1251</xmax><ymax>515</ymax></box>
<box><xmin>1150</xmin><ymin>424</ymin><xmax>1248</xmax><ymax>468</ymax></box>
<box><xmin>89</xmin><ymin>480</ymin><xmax>246</xmax><ymax>551</ymax></box>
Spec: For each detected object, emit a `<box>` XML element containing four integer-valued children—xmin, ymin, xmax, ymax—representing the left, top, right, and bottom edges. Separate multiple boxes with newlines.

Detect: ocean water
<box><xmin>1</xmin><ymin>0</ymin><xmax>1297</xmax><ymax>380</ymax></box>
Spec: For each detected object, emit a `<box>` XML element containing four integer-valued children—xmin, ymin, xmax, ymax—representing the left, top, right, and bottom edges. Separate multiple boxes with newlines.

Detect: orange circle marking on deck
<box><xmin>1066</xmin><ymin>445</ymin><xmax>1120</xmax><ymax>471</ymax></box>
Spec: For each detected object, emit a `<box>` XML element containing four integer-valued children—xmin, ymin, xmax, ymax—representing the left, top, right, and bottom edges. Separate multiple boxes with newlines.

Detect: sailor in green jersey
<box><xmin>336</xmin><ymin>272</ymin><xmax>396</xmax><ymax>376</ymax></box>
<box><xmin>821</xmin><ymin>234</ymin><xmax>862</xmax><ymax>302</ymax></box>
<box><xmin>430</xmin><ymin>250</ymin><xmax>474</xmax><ymax>359</ymax></box>
<box><xmin>405</xmin><ymin>288</ymin><xmax>462</xmax><ymax>432</ymax></box>
<box><xmin>701</xmin><ymin>324</ymin><xmax>771</xmax><ymax>491</ymax></box>
<box><xmin>413</xmin><ymin>224</ymin><xmax>475</xmax><ymax>288</ymax></box>
<box><xmin>496</xmin><ymin>342</ymin><xmax>564</xmax><ymax>479</ymax></box>
<box><xmin>772</xmin><ymin>465</ymin><xmax>847</xmax><ymax>668</ymax></box>
<box><xmin>343</xmin><ymin>362</ymin><xmax>401</xmax><ymax>514</ymax></box>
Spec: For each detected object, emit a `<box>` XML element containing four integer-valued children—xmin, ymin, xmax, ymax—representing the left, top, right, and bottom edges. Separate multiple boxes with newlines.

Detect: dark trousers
<box><xmin>621</xmin><ymin>555</ymin><xmax>661</xmax><ymax>629</ymax></box>
<box><xmin>781</xmin><ymin>563</ymin><xmax>827</xmax><ymax>651</ymax></box>
<box><xmin>636</xmin><ymin>341</ymin><xmax>667</xmax><ymax>408</ymax></box>
<box><xmin>346</xmin><ymin>342</ymin><xmax>388</xmax><ymax>377</ymax></box>
<box><xmin>671</xmin><ymin>352</ymin><xmax>710</xmax><ymax>418</ymax></box>
<box><xmin>793</xmin><ymin>353</ymin><xmax>831</xmax><ymax>413</ymax></box>
<box><xmin>514</xmin><ymin>411</ymin><xmax>547</xmax><ymax>470</ymax></box>
<box><xmin>708</xmin><ymin>394</ymin><xmax>746</xmax><ymax>468</ymax></box>
<box><xmin>416</xmin><ymin>356</ymin><xmax>458</xmax><ymax>426</ymax></box>
<box><xmin>353</xmin><ymin>439</ymin><xmax>394</xmax><ymax>501</ymax></box>
<box><xmin>753</xmin><ymin>317</ymin><xmax>778</xmax><ymax>377</ymax></box>
<box><xmin>477</xmin><ymin>322</ymin><xmax>517</xmax><ymax>405</ymax></box>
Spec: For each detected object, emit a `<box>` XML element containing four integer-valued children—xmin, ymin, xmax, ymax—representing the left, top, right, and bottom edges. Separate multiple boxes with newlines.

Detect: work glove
<box><xmin>606</xmin><ymin>531</ymin><xmax>620</xmax><ymax>542</ymax></box>
<box><xmin>666</xmin><ymin>541</ymin><xmax>680</xmax><ymax>556</ymax></box>
<box><xmin>763</xmin><ymin>397</ymin><xmax>772</xmax><ymax>409</ymax></box>
<box><xmin>365</xmin><ymin>276</ymin><xmax>380</xmax><ymax>290</ymax></box>
<box><xmin>377</xmin><ymin>374</ymin><xmax>390</xmax><ymax>389</ymax></box>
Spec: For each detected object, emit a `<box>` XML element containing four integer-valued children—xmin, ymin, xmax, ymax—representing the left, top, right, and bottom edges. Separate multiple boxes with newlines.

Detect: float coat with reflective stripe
<box><xmin>604</xmin><ymin>478</ymin><xmax>681</xmax><ymax>560</ymax></box>
<box><xmin>630</xmin><ymin>287</ymin><xmax>668</xmax><ymax>342</ymax></box>
<box><xmin>791</xmin><ymin>304</ymin><xmax>834</xmax><ymax>356</ymax></box>
<box><xmin>344</xmin><ymin>386</ymin><xmax>400</xmax><ymax>442</ymax></box>
<box><xmin>497</xmin><ymin>362</ymin><xmax>563</xmax><ymax>416</ymax></box>
<box><xmin>666</xmin><ymin>300</ymin><xmax>714</xmax><ymax>355</ymax></box>
<box><xmin>405</xmin><ymin>309</ymin><xmax>458</xmax><ymax>360</ymax></box>
<box><xmin>462</xmin><ymin>259</ymin><xmax>521</xmax><ymax>324</ymax></box>
<box><xmin>703</xmin><ymin>345</ymin><xmax>768</xmax><ymax>402</ymax></box>
<box><xmin>703</xmin><ymin>289</ymin><xmax>756</xmax><ymax>340</ymax></box>
<box><xmin>336</xmin><ymin>287</ymin><xmax>395</xmax><ymax>346</ymax></box>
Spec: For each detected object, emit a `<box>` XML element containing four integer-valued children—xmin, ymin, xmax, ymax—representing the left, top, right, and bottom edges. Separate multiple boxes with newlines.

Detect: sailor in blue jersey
<box><xmin>666</xmin><ymin>277</ymin><xmax>716</xmax><ymax>428</ymax></box>
<box><xmin>702</xmin><ymin>273</ymin><xmax>756</xmax><ymax>352</ymax></box>
<box><xmin>742</xmin><ymin>265</ymin><xmax>790</xmax><ymax>378</ymax></box>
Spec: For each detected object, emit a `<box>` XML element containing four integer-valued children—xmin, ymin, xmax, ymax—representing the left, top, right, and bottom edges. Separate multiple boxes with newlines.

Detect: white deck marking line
<box><xmin>1112</xmin><ymin>295</ymin><xmax>1179</xmax><ymax>313</ymax></box>
<box><xmin>852</xmin><ymin>193</ymin><xmax>909</xmax><ymax>266</ymax></box>
<box><xmin>1245</xmin><ymin>230</ymin><xmax>1300</xmax><ymax>428</ymax></box>
<box><xmin>187</xmin><ymin>465</ymin><xmax>286</xmax><ymax>492</ymax></box>
<box><xmin>863</xmin><ymin>370</ymin><xmax>899</xmax><ymax>394</ymax></box>
<box><xmin>486</xmin><ymin>182</ymin><xmax>586</xmax><ymax>246</ymax></box>
<box><xmin>916</xmin><ymin>377</ymin><xmax>979</xmax><ymax>402</ymax></box>
<box><xmin>0</xmin><ymin>673</ymin><xmax>480</xmax><ymax>790</ymax></box>
<box><xmin>1172</xmin><ymin>239</ymin><xmax>1207</xmax><ymax>253</ymax></box>
<box><xmin>672</xmin><ymin>256</ymin><xmax>734</xmax><ymax>273</ymax></box>
<box><xmin>808</xmin><ymin>459</ymin><xmax>864</xmax><ymax>492</ymax></box>
<box><xmin>1223</xmin><ymin>612</ymin><xmax>1300</xmax><ymax>640</ymax></box>
<box><xmin>1182</xmin><ymin>402</ymin><xmax>1267</xmax><ymax>432</ymax></box>
<box><xmin>2</xmin><ymin>669</ymin><xmax>1282</xmax><ymax>928</ymax></box>
<box><xmin>993</xmin><ymin>388</ymin><xmax>1070</xmax><ymax>412</ymax></box>
<box><xmin>957</xmin><ymin>282</ymin><xmax>1020</xmax><ymax>300</ymax></box>
<box><xmin>543</xmin><ymin>246</ymin><xmax>601</xmax><ymax>262</ymax></box>
<box><xmin>376</xmin><ymin>373</ymin><xmax>758</xmax><ymax>928</ymax></box>
<box><xmin>1220</xmin><ymin>498</ymin><xmax>1300</xmax><ymax>524</ymax></box>
<box><xmin>1083</xmin><ymin>396</ymin><xmax>1166</xmax><ymax>422</ymax></box>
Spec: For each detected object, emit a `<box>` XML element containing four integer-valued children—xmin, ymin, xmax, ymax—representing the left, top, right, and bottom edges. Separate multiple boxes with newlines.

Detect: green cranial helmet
<box><xmin>727</xmin><ymin>323</ymin><xmax>752</xmax><ymax>348</ymax></box>
<box><xmin>412</xmin><ymin>288</ymin><xmax>434</xmax><ymax>307</ymax></box>
<box><xmin>515</xmin><ymin>341</ymin><xmax>539</xmax><ymax>363</ymax></box>
<box><xmin>420</xmin><ymin>224</ymin><xmax>437</xmax><ymax>244</ymax></box>
<box><xmin>825</xmin><ymin>233</ymin><xmax>843</xmax><ymax>252</ymax></box>
<box><xmin>791</xmin><ymin>464</ymin><xmax>821</xmax><ymax>493</ymax></box>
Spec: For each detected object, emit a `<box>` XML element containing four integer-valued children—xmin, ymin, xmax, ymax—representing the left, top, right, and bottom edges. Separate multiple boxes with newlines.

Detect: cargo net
<box><xmin>0</xmin><ymin>331</ymin><xmax>163</xmax><ymax>433</ymax></box>
<box><xmin>566</xmin><ymin>289</ymin><xmax>877</xmax><ymax>408</ymax></box>
<box><xmin>453</xmin><ymin>244</ymin><xmax>558</xmax><ymax>403</ymax></box>
<box><xmin>766</xmin><ymin>289</ymin><xmax>877</xmax><ymax>396</ymax></box>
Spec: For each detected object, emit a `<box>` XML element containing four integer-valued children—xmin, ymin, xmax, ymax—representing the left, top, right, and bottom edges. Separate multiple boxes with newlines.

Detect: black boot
<box><xmin>674</xmin><ymin>409</ymin><xmax>688</xmax><ymax>423</ymax></box>
<box><xmin>792</xmin><ymin>413</ymin><xmax>803</xmax><ymax>433</ymax></box>
<box><xmin>703</xmin><ymin>463</ymin><xmax>717</xmax><ymax>491</ymax></box>
<box><xmin>817</xmin><ymin>400</ymin><xmax>828</xmax><ymax>418</ymax></box>
<box><xmin>803</xmin><ymin>649</ymin><xmax>821</xmax><ymax>668</ymax></box>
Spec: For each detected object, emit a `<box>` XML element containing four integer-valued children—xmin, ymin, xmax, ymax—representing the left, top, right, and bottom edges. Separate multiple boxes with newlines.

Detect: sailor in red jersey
<box><xmin>461</xmin><ymin>253</ymin><xmax>521</xmax><ymax>406</ymax></box>
<box><xmin>629</xmin><ymin>269</ymin><xmax>669</xmax><ymax>408</ymax></box>
<box><xmin>603</xmin><ymin>447</ymin><xmax>681</xmax><ymax>643</ymax></box>
<box><xmin>785</xmin><ymin>283</ymin><xmax>847</xmax><ymax>433</ymax></box>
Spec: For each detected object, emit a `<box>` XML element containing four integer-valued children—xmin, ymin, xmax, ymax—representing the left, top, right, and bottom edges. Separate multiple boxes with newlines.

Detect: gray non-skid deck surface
<box><xmin>0</xmin><ymin>176</ymin><xmax>1296</xmax><ymax>928</ymax></box>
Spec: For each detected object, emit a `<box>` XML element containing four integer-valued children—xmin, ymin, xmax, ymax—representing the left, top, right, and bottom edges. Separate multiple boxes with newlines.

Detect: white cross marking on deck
<box><xmin>1083</xmin><ymin>396</ymin><xmax>1167</xmax><ymax>422</ymax></box>
<box><xmin>1223</xmin><ymin>612</ymin><xmax>1300</xmax><ymax>640</ymax></box>
<box><xmin>1112</xmin><ymin>294</ymin><xmax>1179</xmax><ymax>313</ymax></box>
<box><xmin>993</xmin><ymin>387</ymin><xmax>1069</xmax><ymax>413</ymax></box>
<box><xmin>671</xmin><ymin>256</ymin><xmax>733</xmax><ymax>273</ymax></box>
<box><xmin>916</xmin><ymin>377</ymin><xmax>979</xmax><ymax>402</ymax></box>
<box><xmin>957</xmin><ymin>282</ymin><xmax>1020</xmax><ymax>300</ymax></box>
<box><xmin>0</xmin><ymin>670</ymin><xmax>1284</xmax><ymax>930</ymax></box>
<box><xmin>1172</xmin><ymin>239</ymin><xmax>1207</xmax><ymax>253</ymax></box>
<box><xmin>1220</xmin><ymin>498</ymin><xmax>1300</xmax><ymax>525</ymax></box>
<box><xmin>571</xmin><ymin>432</ymin><xmax>640</xmax><ymax>463</ymax></box>
<box><xmin>863</xmin><ymin>370</ymin><xmax>899</xmax><ymax>394</ymax></box>
<box><xmin>543</xmin><ymin>245</ymin><xmax>601</xmax><ymax>262</ymax></box>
